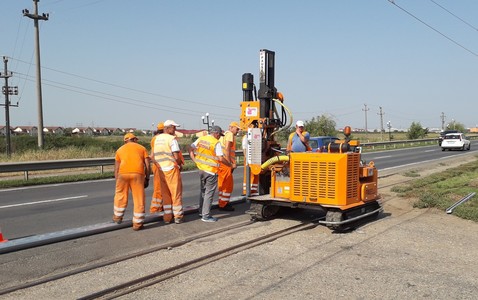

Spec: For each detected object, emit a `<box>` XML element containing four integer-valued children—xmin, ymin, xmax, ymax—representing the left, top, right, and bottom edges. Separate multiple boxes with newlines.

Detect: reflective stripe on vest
<box><xmin>195</xmin><ymin>135</ymin><xmax>220</xmax><ymax>173</ymax></box>
<box><xmin>153</xmin><ymin>133</ymin><xmax>176</xmax><ymax>169</ymax></box>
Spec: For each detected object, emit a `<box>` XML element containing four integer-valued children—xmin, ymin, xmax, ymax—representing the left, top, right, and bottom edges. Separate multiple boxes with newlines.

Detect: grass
<box><xmin>402</xmin><ymin>170</ymin><xmax>420</xmax><ymax>178</ymax></box>
<box><xmin>391</xmin><ymin>159</ymin><xmax>478</xmax><ymax>222</ymax></box>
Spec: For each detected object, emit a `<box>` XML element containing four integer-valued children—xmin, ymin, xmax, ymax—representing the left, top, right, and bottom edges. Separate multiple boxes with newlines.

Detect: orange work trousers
<box><xmin>159</xmin><ymin>167</ymin><xmax>183</xmax><ymax>223</ymax></box>
<box><xmin>113</xmin><ymin>173</ymin><xmax>145</xmax><ymax>229</ymax></box>
<box><xmin>218</xmin><ymin>163</ymin><xmax>233</xmax><ymax>208</ymax></box>
<box><xmin>242</xmin><ymin>164</ymin><xmax>259</xmax><ymax>196</ymax></box>
<box><xmin>149</xmin><ymin>164</ymin><xmax>163</xmax><ymax>215</ymax></box>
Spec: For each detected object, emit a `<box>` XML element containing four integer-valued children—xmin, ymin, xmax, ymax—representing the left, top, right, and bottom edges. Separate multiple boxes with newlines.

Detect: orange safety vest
<box><xmin>194</xmin><ymin>135</ymin><xmax>220</xmax><ymax>174</ymax></box>
<box><xmin>153</xmin><ymin>133</ymin><xmax>177</xmax><ymax>170</ymax></box>
<box><xmin>219</xmin><ymin>130</ymin><xmax>236</xmax><ymax>162</ymax></box>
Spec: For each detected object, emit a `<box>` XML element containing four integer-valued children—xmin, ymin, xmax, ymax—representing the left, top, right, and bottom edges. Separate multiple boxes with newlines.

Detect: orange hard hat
<box><xmin>157</xmin><ymin>122</ymin><xmax>164</xmax><ymax>130</ymax></box>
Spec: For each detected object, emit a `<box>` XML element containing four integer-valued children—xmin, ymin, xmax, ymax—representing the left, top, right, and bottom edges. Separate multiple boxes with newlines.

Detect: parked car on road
<box><xmin>309</xmin><ymin>136</ymin><xmax>339</xmax><ymax>152</ymax></box>
<box><xmin>438</xmin><ymin>130</ymin><xmax>458</xmax><ymax>146</ymax></box>
<box><xmin>441</xmin><ymin>133</ymin><xmax>470</xmax><ymax>151</ymax></box>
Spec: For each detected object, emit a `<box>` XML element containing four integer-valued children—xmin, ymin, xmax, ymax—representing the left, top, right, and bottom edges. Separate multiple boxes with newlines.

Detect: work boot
<box><xmin>132</xmin><ymin>224</ymin><xmax>143</xmax><ymax>231</ymax></box>
<box><xmin>218</xmin><ymin>203</ymin><xmax>235</xmax><ymax>211</ymax></box>
<box><xmin>112</xmin><ymin>217</ymin><xmax>123</xmax><ymax>224</ymax></box>
<box><xmin>174</xmin><ymin>218</ymin><xmax>184</xmax><ymax>224</ymax></box>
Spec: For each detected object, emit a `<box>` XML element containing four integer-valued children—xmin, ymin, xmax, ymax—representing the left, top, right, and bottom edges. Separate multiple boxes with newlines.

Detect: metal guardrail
<box><xmin>1</xmin><ymin>136</ymin><xmax>476</xmax><ymax>180</ymax></box>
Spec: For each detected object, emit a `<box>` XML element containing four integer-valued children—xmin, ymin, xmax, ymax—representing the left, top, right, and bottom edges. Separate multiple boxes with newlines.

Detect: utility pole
<box><xmin>23</xmin><ymin>0</ymin><xmax>49</xmax><ymax>149</ymax></box>
<box><xmin>378</xmin><ymin>106</ymin><xmax>385</xmax><ymax>141</ymax></box>
<box><xmin>440</xmin><ymin>112</ymin><xmax>446</xmax><ymax>130</ymax></box>
<box><xmin>362</xmin><ymin>103</ymin><xmax>369</xmax><ymax>137</ymax></box>
<box><xmin>0</xmin><ymin>56</ymin><xmax>19</xmax><ymax>157</ymax></box>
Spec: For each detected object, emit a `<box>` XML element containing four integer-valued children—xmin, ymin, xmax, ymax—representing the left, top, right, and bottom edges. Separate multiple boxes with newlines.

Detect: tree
<box><xmin>407</xmin><ymin>122</ymin><xmax>428</xmax><ymax>139</ymax></box>
<box><xmin>305</xmin><ymin>115</ymin><xmax>337</xmax><ymax>136</ymax></box>
<box><xmin>446</xmin><ymin>121</ymin><xmax>466</xmax><ymax>133</ymax></box>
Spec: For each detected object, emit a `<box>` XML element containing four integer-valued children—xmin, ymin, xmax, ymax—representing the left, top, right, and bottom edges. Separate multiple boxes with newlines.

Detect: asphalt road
<box><xmin>1</xmin><ymin>141</ymin><xmax>477</xmax><ymax>239</ymax></box>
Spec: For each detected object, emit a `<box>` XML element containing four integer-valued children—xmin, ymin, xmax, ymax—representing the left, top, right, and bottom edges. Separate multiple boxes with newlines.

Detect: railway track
<box><xmin>1</xmin><ymin>176</ymin><xmax>416</xmax><ymax>299</ymax></box>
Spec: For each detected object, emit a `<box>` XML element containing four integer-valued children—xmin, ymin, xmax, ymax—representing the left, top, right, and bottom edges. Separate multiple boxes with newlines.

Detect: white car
<box><xmin>441</xmin><ymin>133</ymin><xmax>471</xmax><ymax>151</ymax></box>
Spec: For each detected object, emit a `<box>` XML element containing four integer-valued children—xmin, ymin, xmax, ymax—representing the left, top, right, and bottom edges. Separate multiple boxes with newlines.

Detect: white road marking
<box><xmin>0</xmin><ymin>195</ymin><xmax>88</xmax><ymax>209</ymax></box>
<box><xmin>371</xmin><ymin>155</ymin><xmax>391</xmax><ymax>159</ymax></box>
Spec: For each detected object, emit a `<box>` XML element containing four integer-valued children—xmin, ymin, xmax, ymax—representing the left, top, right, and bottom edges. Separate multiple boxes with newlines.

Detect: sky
<box><xmin>1</xmin><ymin>0</ymin><xmax>478</xmax><ymax>132</ymax></box>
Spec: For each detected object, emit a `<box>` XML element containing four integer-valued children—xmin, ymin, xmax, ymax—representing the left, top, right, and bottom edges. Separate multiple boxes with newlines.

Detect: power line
<box><xmin>429</xmin><ymin>0</ymin><xmax>478</xmax><ymax>32</ymax></box>
<box><xmin>14</xmin><ymin>73</ymin><xmax>238</xmax><ymax>121</ymax></box>
<box><xmin>10</xmin><ymin>57</ymin><xmax>236</xmax><ymax>111</ymax></box>
<box><xmin>388</xmin><ymin>0</ymin><xmax>478</xmax><ymax>57</ymax></box>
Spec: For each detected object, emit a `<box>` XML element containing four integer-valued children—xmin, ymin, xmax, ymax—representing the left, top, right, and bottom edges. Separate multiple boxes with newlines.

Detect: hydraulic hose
<box><xmin>270</xmin><ymin>98</ymin><xmax>294</xmax><ymax>138</ymax></box>
<box><xmin>261</xmin><ymin>155</ymin><xmax>290</xmax><ymax>170</ymax></box>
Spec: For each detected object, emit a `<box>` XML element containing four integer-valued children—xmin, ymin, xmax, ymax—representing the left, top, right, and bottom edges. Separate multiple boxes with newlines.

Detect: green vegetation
<box><xmin>407</xmin><ymin>121</ymin><xmax>428</xmax><ymax>139</ymax></box>
<box><xmin>445</xmin><ymin>121</ymin><xmax>466</xmax><ymax>133</ymax></box>
<box><xmin>391</xmin><ymin>159</ymin><xmax>478</xmax><ymax>222</ymax></box>
<box><xmin>402</xmin><ymin>170</ymin><xmax>420</xmax><ymax>178</ymax></box>
<box><xmin>0</xmin><ymin>135</ymin><xmax>186</xmax><ymax>162</ymax></box>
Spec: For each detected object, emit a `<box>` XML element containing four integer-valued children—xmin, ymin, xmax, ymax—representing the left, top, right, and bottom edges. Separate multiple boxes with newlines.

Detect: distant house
<box><xmin>0</xmin><ymin>126</ymin><xmax>13</xmax><ymax>136</ymax></box>
<box><xmin>12</xmin><ymin>126</ymin><xmax>37</xmax><ymax>136</ymax></box>
<box><xmin>44</xmin><ymin>126</ymin><xmax>64</xmax><ymax>135</ymax></box>
<box><xmin>176</xmin><ymin>129</ymin><xmax>206</xmax><ymax>138</ymax></box>
<box><xmin>72</xmin><ymin>127</ymin><xmax>96</xmax><ymax>136</ymax></box>
<box><xmin>98</xmin><ymin>128</ymin><xmax>112</xmax><ymax>136</ymax></box>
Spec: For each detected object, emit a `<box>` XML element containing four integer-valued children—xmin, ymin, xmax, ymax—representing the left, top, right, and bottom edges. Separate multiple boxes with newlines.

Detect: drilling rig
<box><xmin>240</xmin><ymin>49</ymin><xmax>382</xmax><ymax>231</ymax></box>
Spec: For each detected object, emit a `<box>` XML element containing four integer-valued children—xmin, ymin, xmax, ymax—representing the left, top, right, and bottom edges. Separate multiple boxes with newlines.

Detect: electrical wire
<box><xmin>14</xmin><ymin>73</ymin><xmax>238</xmax><ymax>121</ymax></box>
<box><xmin>10</xmin><ymin>57</ymin><xmax>236</xmax><ymax>111</ymax></box>
<box><xmin>429</xmin><ymin>0</ymin><xmax>478</xmax><ymax>32</ymax></box>
<box><xmin>388</xmin><ymin>0</ymin><xmax>478</xmax><ymax>57</ymax></box>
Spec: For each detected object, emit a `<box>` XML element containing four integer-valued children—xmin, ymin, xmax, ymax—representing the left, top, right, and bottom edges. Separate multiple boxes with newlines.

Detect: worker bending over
<box><xmin>217</xmin><ymin>121</ymin><xmax>240</xmax><ymax>211</ymax></box>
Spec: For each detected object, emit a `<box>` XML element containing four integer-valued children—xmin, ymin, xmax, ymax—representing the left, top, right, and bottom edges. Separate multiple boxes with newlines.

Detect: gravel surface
<box><xmin>2</xmin><ymin>154</ymin><xmax>478</xmax><ymax>300</ymax></box>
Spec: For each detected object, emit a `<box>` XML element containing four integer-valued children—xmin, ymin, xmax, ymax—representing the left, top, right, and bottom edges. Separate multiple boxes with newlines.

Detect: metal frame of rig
<box><xmin>240</xmin><ymin>49</ymin><xmax>382</xmax><ymax>231</ymax></box>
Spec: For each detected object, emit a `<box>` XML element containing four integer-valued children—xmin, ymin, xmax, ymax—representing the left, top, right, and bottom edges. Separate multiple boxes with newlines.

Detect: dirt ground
<box><xmin>3</xmin><ymin>153</ymin><xmax>478</xmax><ymax>300</ymax></box>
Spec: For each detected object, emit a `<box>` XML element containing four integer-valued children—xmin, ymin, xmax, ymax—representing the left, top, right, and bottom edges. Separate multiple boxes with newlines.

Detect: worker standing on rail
<box><xmin>286</xmin><ymin>120</ymin><xmax>311</xmax><ymax>153</ymax></box>
<box><xmin>241</xmin><ymin>131</ymin><xmax>259</xmax><ymax>196</ymax></box>
<box><xmin>149</xmin><ymin>122</ymin><xmax>164</xmax><ymax>217</ymax></box>
<box><xmin>113</xmin><ymin>133</ymin><xmax>150</xmax><ymax>231</ymax></box>
<box><xmin>189</xmin><ymin>126</ymin><xmax>232</xmax><ymax>222</ymax></box>
<box><xmin>152</xmin><ymin>120</ymin><xmax>184</xmax><ymax>224</ymax></box>
<box><xmin>217</xmin><ymin>121</ymin><xmax>240</xmax><ymax>211</ymax></box>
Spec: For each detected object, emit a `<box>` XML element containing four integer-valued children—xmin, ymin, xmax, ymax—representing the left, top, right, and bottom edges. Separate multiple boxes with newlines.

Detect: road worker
<box><xmin>113</xmin><ymin>133</ymin><xmax>150</xmax><ymax>231</ymax></box>
<box><xmin>286</xmin><ymin>120</ymin><xmax>311</xmax><ymax>153</ymax></box>
<box><xmin>217</xmin><ymin>121</ymin><xmax>241</xmax><ymax>211</ymax></box>
<box><xmin>152</xmin><ymin>120</ymin><xmax>184</xmax><ymax>224</ymax></box>
<box><xmin>149</xmin><ymin>122</ymin><xmax>164</xmax><ymax>217</ymax></box>
<box><xmin>241</xmin><ymin>131</ymin><xmax>259</xmax><ymax>196</ymax></box>
<box><xmin>189</xmin><ymin>126</ymin><xmax>232</xmax><ymax>222</ymax></box>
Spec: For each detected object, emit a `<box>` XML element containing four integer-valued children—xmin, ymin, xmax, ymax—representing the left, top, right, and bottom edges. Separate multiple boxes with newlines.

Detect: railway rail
<box><xmin>1</xmin><ymin>177</ymin><xmax>422</xmax><ymax>299</ymax></box>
